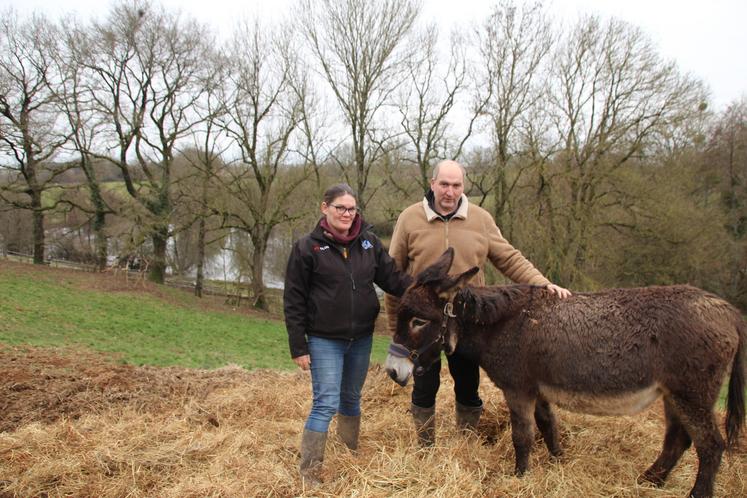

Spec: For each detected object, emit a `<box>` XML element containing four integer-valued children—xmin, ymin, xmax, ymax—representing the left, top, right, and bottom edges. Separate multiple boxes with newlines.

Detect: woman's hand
<box><xmin>293</xmin><ymin>354</ymin><xmax>311</xmax><ymax>370</ymax></box>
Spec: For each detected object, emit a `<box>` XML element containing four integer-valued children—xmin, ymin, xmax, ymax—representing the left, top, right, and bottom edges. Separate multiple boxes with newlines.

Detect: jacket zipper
<box><xmin>343</xmin><ymin>245</ymin><xmax>356</xmax><ymax>339</ymax></box>
<box><xmin>341</xmin><ymin>247</ymin><xmax>355</xmax><ymax>289</ymax></box>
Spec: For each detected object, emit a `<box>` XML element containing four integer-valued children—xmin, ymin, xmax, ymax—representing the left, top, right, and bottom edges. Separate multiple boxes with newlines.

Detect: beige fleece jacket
<box><xmin>384</xmin><ymin>194</ymin><xmax>551</xmax><ymax>333</ymax></box>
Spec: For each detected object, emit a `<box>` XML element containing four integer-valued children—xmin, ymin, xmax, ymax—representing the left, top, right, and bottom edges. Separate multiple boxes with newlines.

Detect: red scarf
<box><xmin>320</xmin><ymin>214</ymin><xmax>362</xmax><ymax>244</ymax></box>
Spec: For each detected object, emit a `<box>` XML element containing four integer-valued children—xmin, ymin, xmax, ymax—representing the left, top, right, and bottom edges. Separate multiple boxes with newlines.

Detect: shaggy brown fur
<box><xmin>386</xmin><ymin>249</ymin><xmax>746</xmax><ymax>498</ymax></box>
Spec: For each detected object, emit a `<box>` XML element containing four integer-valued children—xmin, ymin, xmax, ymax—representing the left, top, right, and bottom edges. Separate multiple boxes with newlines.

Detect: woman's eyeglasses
<box><xmin>330</xmin><ymin>204</ymin><xmax>359</xmax><ymax>216</ymax></box>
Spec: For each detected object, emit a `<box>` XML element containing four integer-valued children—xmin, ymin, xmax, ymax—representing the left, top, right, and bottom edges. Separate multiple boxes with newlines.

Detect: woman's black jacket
<box><xmin>283</xmin><ymin>221</ymin><xmax>410</xmax><ymax>359</ymax></box>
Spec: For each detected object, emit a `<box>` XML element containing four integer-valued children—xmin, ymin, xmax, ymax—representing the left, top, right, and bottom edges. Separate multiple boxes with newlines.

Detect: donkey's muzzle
<box><xmin>387</xmin><ymin>368</ymin><xmax>408</xmax><ymax>387</ymax></box>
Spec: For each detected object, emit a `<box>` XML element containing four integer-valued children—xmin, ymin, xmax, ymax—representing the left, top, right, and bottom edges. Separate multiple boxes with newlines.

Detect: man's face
<box><xmin>430</xmin><ymin>164</ymin><xmax>464</xmax><ymax>215</ymax></box>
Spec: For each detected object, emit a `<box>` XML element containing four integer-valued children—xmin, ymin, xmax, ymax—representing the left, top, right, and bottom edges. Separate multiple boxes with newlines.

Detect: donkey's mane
<box><xmin>455</xmin><ymin>284</ymin><xmax>538</xmax><ymax>325</ymax></box>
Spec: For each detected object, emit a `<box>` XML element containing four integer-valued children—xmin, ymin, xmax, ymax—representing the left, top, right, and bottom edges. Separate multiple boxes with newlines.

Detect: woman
<box><xmin>283</xmin><ymin>183</ymin><xmax>410</xmax><ymax>485</ymax></box>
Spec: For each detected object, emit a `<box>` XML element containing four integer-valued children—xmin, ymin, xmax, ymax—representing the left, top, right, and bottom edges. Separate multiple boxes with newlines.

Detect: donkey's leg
<box><xmin>639</xmin><ymin>396</ymin><xmax>692</xmax><ymax>487</ymax></box>
<box><xmin>669</xmin><ymin>396</ymin><xmax>724</xmax><ymax>498</ymax></box>
<box><xmin>504</xmin><ymin>391</ymin><xmax>536</xmax><ymax>476</ymax></box>
<box><xmin>534</xmin><ymin>396</ymin><xmax>562</xmax><ymax>457</ymax></box>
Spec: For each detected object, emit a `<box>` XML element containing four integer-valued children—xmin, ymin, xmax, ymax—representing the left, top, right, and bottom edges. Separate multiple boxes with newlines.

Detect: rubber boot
<box><xmin>299</xmin><ymin>429</ymin><xmax>327</xmax><ymax>486</ymax></box>
<box><xmin>410</xmin><ymin>403</ymin><xmax>436</xmax><ymax>447</ymax></box>
<box><xmin>336</xmin><ymin>414</ymin><xmax>361</xmax><ymax>451</ymax></box>
<box><xmin>455</xmin><ymin>401</ymin><xmax>483</xmax><ymax>434</ymax></box>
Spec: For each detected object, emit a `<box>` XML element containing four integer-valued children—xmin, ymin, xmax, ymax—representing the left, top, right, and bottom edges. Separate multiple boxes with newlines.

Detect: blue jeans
<box><xmin>305</xmin><ymin>334</ymin><xmax>373</xmax><ymax>433</ymax></box>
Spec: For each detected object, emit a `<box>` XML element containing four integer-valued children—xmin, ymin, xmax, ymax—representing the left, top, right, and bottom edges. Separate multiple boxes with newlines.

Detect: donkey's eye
<box><xmin>410</xmin><ymin>318</ymin><xmax>429</xmax><ymax>328</ymax></box>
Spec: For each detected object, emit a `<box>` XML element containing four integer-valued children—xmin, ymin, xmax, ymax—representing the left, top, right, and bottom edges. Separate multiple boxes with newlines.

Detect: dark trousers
<box><xmin>411</xmin><ymin>350</ymin><xmax>482</xmax><ymax>409</ymax></box>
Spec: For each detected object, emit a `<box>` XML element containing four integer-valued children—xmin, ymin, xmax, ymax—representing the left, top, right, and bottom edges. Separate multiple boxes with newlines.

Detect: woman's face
<box><xmin>321</xmin><ymin>193</ymin><xmax>357</xmax><ymax>235</ymax></box>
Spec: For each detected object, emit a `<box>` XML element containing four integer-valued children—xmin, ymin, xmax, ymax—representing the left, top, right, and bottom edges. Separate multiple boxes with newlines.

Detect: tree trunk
<box><xmin>250</xmin><ymin>231</ymin><xmax>268</xmax><ymax>311</ymax></box>
<box><xmin>91</xmin><ymin>191</ymin><xmax>108</xmax><ymax>271</ymax></box>
<box><xmin>492</xmin><ymin>168</ymin><xmax>510</xmax><ymax>239</ymax></box>
<box><xmin>31</xmin><ymin>189</ymin><xmax>45</xmax><ymax>264</ymax></box>
<box><xmin>82</xmin><ymin>159</ymin><xmax>109</xmax><ymax>271</ymax></box>
<box><xmin>354</xmin><ymin>131</ymin><xmax>367</xmax><ymax>210</ymax></box>
<box><xmin>149</xmin><ymin>226</ymin><xmax>168</xmax><ymax>284</ymax></box>
<box><xmin>195</xmin><ymin>216</ymin><xmax>206</xmax><ymax>298</ymax></box>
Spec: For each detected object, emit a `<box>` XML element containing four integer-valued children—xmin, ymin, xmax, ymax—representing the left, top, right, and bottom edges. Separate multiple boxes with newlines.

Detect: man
<box><xmin>384</xmin><ymin>159</ymin><xmax>571</xmax><ymax>446</ymax></box>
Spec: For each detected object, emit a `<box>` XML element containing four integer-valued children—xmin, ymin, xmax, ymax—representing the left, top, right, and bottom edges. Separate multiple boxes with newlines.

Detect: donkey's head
<box><xmin>385</xmin><ymin>248</ymin><xmax>478</xmax><ymax>386</ymax></box>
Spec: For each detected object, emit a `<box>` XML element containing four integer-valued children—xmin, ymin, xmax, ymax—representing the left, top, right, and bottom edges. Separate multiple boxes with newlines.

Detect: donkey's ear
<box><xmin>437</xmin><ymin>266</ymin><xmax>478</xmax><ymax>300</ymax></box>
<box><xmin>415</xmin><ymin>248</ymin><xmax>455</xmax><ymax>286</ymax></box>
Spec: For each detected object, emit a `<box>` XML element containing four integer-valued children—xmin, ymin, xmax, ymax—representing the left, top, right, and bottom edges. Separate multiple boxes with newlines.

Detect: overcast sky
<box><xmin>3</xmin><ymin>0</ymin><xmax>745</xmax><ymax>111</ymax></box>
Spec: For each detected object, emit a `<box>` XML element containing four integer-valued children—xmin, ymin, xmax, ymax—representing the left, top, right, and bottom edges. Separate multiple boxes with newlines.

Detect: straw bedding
<box><xmin>1</xmin><ymin>345</ymin><xmax>745</xmax><ymax>497</ymax></box>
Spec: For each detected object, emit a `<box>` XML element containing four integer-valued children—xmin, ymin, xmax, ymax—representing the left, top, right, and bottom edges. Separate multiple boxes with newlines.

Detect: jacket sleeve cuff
<box><xmin>289</xmin><ymin>333</ymin><xmax>309</xmax><ymax>358</ymax></box>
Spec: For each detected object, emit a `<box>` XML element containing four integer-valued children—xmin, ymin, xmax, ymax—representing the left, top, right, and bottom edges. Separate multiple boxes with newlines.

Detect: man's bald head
<box><xmin>431</xmin><ymin>160</ymin><xmax>466</xmax><ymax>181</ymax></box>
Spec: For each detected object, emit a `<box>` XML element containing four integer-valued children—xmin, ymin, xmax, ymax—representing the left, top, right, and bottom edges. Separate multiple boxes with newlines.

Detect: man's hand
<box><xmin>293</xmin><ymin>354</ymin><xmax>311</xmax><ymax>370</ymax></box>
<box><xmin>546</xmin><ymin>283</ymin><xmax>572</xmax><ymax>299</ymax></box>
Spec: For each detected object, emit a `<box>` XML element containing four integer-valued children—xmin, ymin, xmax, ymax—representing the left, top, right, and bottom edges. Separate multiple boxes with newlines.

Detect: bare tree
<box><xmin>53</xmin><ymin>16</ymin><xmax>114</xmax><ymax>270</ymax></box>
<box><xmin>179</xmin><ymin>54</ymin><xmax>230</xmax><ymax>297</ymax></box>
<box><xmin>396</xmin><ymin>25</ymin><xmax>485</xmax><ymax>193</ymax></box>
<box><xmin>473</xmin><ymin>0</ymin><xmax>552</xmax><ymax>234</ymax></box>
<box><xmin>288</xmin><ymin>38</ymin><xmax>335</xmax><ymax>193</ymax></box>
<box><xmin>0</xmin><ymin>10</ymin><xmax>70</xmax><ymax>264</ymax></box>
<box><xmin>543</xmin><ymin>14</ymin><xmax>707</xmax><ymax>285</ymax></box>
<box><xmin>213</xmin><ymin>20</ymin><xmax>309</xmax><ymax>310</ymax></box>
<box><xmin>298</xmin><ymin>0</ymin><xmax>420</xmax><ymax>208</ymax></box>
<box><xmin>84</xmin><ymin>0</ymin><xmax>214</xmax><ymax>283</ymax></box>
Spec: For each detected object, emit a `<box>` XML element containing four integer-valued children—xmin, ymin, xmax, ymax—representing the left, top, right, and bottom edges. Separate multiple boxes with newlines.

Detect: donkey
<box><xmin>385</xmin><ymin>248</ymin><xmax>745</xmax><ymax>498</ymax></box>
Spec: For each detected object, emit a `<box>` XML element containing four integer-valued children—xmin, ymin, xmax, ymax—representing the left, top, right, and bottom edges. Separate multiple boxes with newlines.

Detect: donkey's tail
<box><xmin>726</xmin><ymin>318</ymin><xmax>746</xmax><ymax>449</ymax></box>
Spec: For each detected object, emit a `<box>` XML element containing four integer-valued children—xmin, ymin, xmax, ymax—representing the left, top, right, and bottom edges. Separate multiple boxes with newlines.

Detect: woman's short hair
<box><xmin>323</xmin><ymin>183</ymin><xmax>357</xmax><ymax>205</ymax></box>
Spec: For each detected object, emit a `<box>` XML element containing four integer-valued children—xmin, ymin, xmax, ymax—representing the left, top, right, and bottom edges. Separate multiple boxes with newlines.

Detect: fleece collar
<box><xmin>422</xmin><ymin>192</ymin><xmax>469</xmax><ymax>222</ymax></box>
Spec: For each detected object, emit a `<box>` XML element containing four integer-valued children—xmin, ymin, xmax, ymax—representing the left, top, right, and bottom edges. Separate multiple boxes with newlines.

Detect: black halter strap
<box><xmin>388</xmin><ymin>301</ymin><xmax>456</xmax><ymax>376</ymax></box>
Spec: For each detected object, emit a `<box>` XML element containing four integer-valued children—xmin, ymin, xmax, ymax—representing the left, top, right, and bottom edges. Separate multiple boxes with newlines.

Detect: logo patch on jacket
<box><xmin>361</xmin><ymin>239</ymin><xmax>373</xmax><ymax>250</ymax></box>
<box><xmin>312</xmin><ymin>244</ymin><xmax>330</xmax><ymax>252</ymax></box>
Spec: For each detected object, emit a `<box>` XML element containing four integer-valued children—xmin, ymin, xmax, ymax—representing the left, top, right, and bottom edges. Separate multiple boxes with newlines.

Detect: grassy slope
<box><xmin>0</xmin><ymin>261</ymin><xmax>391</xmax><ymax>370</ymax></box>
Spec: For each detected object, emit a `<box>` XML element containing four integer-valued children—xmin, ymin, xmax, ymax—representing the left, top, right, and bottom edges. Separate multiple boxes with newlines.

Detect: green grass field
<box><xmin>0</xmin><ymin>262</ymin><xmax>392</xmax><ymax>370</ymax></box>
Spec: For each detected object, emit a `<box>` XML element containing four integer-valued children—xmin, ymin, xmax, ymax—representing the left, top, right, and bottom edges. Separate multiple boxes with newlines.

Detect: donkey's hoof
<box><xmin>638</xmin><ymin>469</ymin><xmax>666</xmax><ymax>487</ymax></box>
